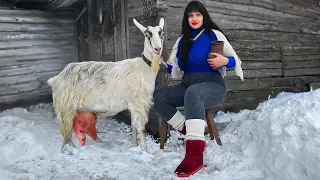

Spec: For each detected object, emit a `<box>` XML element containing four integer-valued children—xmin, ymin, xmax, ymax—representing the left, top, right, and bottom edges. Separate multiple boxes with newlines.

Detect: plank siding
<box><xmin>0</xmin><ymin>8</ymin><xmax>75</xmax><ymax>107</ymax></box>
<box><xmin>165</xmin><ymin>0</ymin><xmax>320</xmax><ymax>112</ymax></box>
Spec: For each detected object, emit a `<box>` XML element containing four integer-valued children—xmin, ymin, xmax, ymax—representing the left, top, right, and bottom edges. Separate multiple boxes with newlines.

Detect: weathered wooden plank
<box><xmin>0</xmin><ymin>23</ymin><xmax>74</xmax><ymax>32</ymax></box>
<box><xmin>274</xmin><ymin>1</ymin><xmax>320</xmax><ymax>18</ymax></box>
<box><xmin>0</xmin><ymin>81</ymin><xmax>41</xmax><ymax>96</ymax></box>
<box><xmin>226</xmin><ymin>69</ymin><xmax>283</xmax><ymax>79</ymax></box>
<box><xmin>211</xmin><ymin>88</ymin><xmax>297</xmax><ymax>112</ymax></box>
<box><xmin>205</xmin><ymin>0</ymin><xmax>319</xmax><ymax>19</ymax></box>
<box><xmin>281</xmin><ymin>0</ymin><xmax>320</xmax><ymax>7</ymax></box>
<box><xmin>0</xmin><ymin>32</ymin><xmax>74</xmax><ymax>41</ymax></box>
<box><xmin>220</xmin><ymin>19</ymin><xmax>319</xmax><ymax>34</ymax></box>
<box><xmin>251</xmin><ymin>0</ymin><xmax>275</xmax><ymax>9</ymax></box>
<box><xmin>284</xmin><ymin>68</ymin><xmax>320</xmax><ymax>76</ymax></box>
<box><xmin>223</xmin><ymin>87</ymin><xmax>292</xmax><ymax>103</ymax></box>
<box><xmin>114</xmin><ymin>0</ymin><xmax>127</xmax><ymax>61</ymax></box>
<box><xmin>170</xmin><ymin>69</ymin><xmax>282</xmax><ymax>82</ymax></box>
<box><xmin>226</xmin><ymin>75</ymin><xmax>320</xmax><ymax>91</ymax></box>
<box><xmin>75</xmin><ymin>7</ymin><xmax>87</xmax><ymax>22</ymax></box>
<box><xmin>231</xmin><ymin>40</ymin><xmax>280</xmax><ymax>52</ymax></box>
<box><xmin>0</xmin><ymin>75</ymin><xmax>38</xmax><ymax>86</ymax></box>
<box><xmin>257</xmin><ymin>76</ymin><xmax>320</xmax><ymax>89</ymax></box>
<box><xmin>0</xmin><ymin>40</ymin><xmax>74</xmax><ymax>49</ymax></box>
<box><xmin>0</xmin><ymin>8</ymin><xmax>72</xmax><ymax>17</ymax></box>
<box><xmin>0</xmin><ymin>10</ymin><xmax>73</xmax><ymax>24</ymax></box>
<box><xmin>282</xmin><ymin>54</ymin><xmax>320</xmax><ymax>61</ymax></box>
<box><xmin>0</xmin><ymin>57</ymin><xmax>73</xmax><ymax>68</ymax></box>
<box><xmin>128</xmin><ymin>9</ymin><xmax>144</xmax><ymax>17</ymax></box>
<box><xmin>0</xmin><ymin>63</ymin><xmax>69</xmax><ymax>77</ymax></box>
<box><xmin>283</xmin><ymin>60</ymin><xmax>320</xmax><ymax>69</ymax></box>
<box><xmin>282</xmin><ymin>46</ymin><xmax>320</xmax><ymax>55</ymax></box>
<box><xmin>241</xmin><ymin>61</ymin><xmax>282</xmax><ymax>69</ymax></box>
<box><xmin>0</xmin><ymin>66</ymin><xmax>35</xmax><ymax>77</ymax></box>
<box><xmin>48</xmin><ymin>0</ymin><xmax>78</xmax><ymax>9</ymax></box>
<box><xmin>225</xmin><ymin>30</ymin><xmax>320</xmax><ymax>43</ymax></box>
<box><xmin>237</xmin><ymin>50</ymin><xmax>281</xmax><ymax>61</ymax></box>
<box><xmin>170</xmin><ymin>75</ymin><xmax>320</xmax><ymax>92</ymax></box>
<box><xmin>0</xmin><ymin>88</ymin><xmax>51</xmax><ymax>104</ymax></box>
<box><xmin>0</xmin><ymin>52</ymin><xmax>74</xmax><ymax>64</ymax></box>
<box><xmin>226</xmin><ymin>78</ymin><xmax>259</xmax><ymax>91</ymax></box>
<box><xmin>0</xmin><ymin>46</ymin><xmax>75</xmax><ymax>57</ymax></box>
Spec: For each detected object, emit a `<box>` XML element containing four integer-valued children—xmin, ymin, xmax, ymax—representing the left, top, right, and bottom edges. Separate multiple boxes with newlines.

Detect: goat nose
<box><xmin>155</xmin><ymin>48</ymin><xmax>161</xmax><ymax>52</ymax></box>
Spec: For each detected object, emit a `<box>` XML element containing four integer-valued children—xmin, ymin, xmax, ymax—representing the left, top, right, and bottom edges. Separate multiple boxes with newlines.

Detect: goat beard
<box><xmin>151</xmin><ymin>57</ymin><xmax>160</xmax><ymax>73</ymax></box>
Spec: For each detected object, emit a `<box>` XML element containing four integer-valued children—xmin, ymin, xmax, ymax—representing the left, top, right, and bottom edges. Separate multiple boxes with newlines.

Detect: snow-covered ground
<box><xmin>0</xmin><ymin>89</ymin><xmax>319</xmax><ymax>180</ymax></box>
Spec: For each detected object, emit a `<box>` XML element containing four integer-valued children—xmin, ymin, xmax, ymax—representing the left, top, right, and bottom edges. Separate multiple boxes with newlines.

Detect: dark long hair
<box><xmin>180</xmin><ymin>0</ymin><xmax>226</xmax><ymax>68</ymax></box>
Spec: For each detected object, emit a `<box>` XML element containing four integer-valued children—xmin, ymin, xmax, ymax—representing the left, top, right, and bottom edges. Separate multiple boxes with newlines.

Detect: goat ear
<box><xmin>133</xmin><ymin>18</ymin><xmax>147</xmax><ymax>33</ymax></box>
<box><xmin>159</xmin><ymin>18</ymin><xmax>164</xmax><ymax>29</ymax></box>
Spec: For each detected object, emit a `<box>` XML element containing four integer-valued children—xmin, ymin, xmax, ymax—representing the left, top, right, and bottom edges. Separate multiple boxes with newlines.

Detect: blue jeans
<box><xmin>154</xmin><ymin>71</ymin><xmax>226</xmax><ymax>121</ymax></box>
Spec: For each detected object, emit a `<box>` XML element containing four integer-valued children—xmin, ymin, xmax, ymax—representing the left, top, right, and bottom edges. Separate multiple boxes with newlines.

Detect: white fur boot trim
<box><xmin>186</xmin><ymin>119</ymin><xmax>205</xmax><ymax>141</ymax></box>
<box><xmin>167</xmin><ymin>111</ymin><xmax>185</xmax><ymax>131</ymax></box>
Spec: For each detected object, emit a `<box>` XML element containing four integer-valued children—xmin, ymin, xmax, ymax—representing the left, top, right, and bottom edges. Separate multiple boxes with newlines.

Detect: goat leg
<box><xmin>138</xmin><ymin>128</ymin><xmax>148</xmax><ymax>152</ymax></box>
<box><xmin>61</xmin><ymin>136</ymin><xmax>75</xmax><ymax>152</ymax></box>
<box><xmin>132</xmin><ymin>125</ymin><xmax>138</xmax><ymax>147</ymax></box>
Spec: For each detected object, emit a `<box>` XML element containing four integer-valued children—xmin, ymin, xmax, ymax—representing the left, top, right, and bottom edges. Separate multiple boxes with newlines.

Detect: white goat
<box><xmin>47</xmin><ymin>18</ymin><xmax>165</xmax><ymax>152</ymax></box>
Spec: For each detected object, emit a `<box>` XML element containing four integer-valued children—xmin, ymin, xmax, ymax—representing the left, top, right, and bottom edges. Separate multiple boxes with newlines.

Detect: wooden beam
<box><xmin>75</xmin><ymin>7</ymin><xmax>87</xmax><ymax>22</ymax></box>
<box><xmin>56</xmin><ymin>0</ymin><xmax>79</xmax><ymax>8</ymax></box>
<box><xmin>47</xmin><ymin>0</ymin><xmax>80</xmax><ymax>10</ymax></box>
<box><xmin>284</xmin><ymin>68</ymin><xmax>320</xmax><ymax>77</ymax></box>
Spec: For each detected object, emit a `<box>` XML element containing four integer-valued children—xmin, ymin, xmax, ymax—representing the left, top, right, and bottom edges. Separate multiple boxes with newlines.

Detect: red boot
<box><xmin>174</xmin><ymin>140</ymin><xmax>206</xmax><ymax>177</ymax></box>
<box><xmin>72</xmin><ymin>110</ymin><xmax>97</xmax><ymax>146</ymax></box>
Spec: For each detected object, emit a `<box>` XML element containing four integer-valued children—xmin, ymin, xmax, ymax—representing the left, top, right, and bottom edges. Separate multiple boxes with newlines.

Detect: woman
<box><xmin>153</xmin><ymin>0</ymin><xmax>243</xmax><ymax>177</ymax></box>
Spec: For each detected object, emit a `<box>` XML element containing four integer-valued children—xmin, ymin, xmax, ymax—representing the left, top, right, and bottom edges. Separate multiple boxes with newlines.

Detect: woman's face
<box><xmin>188</xmin><ymin>11</ymin><xmax>203</xmax><ymax>29</ymax></box>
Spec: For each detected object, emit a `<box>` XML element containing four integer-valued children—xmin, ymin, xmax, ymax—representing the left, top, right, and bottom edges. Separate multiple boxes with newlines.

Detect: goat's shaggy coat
<box><xmin>48</xmin><ymin>18</ymin><xmax>165</xmax><ymax>152</ymax></box>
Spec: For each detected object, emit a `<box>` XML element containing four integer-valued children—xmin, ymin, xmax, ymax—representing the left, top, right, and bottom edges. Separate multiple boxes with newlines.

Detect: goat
<box><xmin>47</xmin><ymin>18</ymin><xmax>165</xmax><ymax>152</ymax></box>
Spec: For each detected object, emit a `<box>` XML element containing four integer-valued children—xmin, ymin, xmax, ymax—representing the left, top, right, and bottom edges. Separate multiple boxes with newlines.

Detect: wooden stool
<box><xmin>160</xmin><ymin>109</ymin><xmax>222</xmax><ymax>149</ymax></box>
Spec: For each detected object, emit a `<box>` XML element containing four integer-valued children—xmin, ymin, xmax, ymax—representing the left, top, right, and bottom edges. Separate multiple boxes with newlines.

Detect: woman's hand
<box><xmin>160</xmin><ymin>58</ymin><xmax>168</xmax><ymax>68</ymax></box>
<box><xmin>207</xmin><ymin>53</ymin><xmax>229</xmax><ymax>69</ymax></box>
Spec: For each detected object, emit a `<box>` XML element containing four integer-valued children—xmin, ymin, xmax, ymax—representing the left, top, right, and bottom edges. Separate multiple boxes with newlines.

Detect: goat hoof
<box><xmin>69</xmin><ymin>140</ymin><xmax>76</xmax><ymax>147</ymax></box>
<box><xmin>95</xmin><ymin>137</ymin><xmax>103</xmax><ymax>143</ymax></box>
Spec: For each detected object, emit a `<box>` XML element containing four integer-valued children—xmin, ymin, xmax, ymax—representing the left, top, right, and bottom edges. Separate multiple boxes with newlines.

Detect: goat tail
<box><xmin>47</xmin><ymin>76</ymin><xmax>57</xmax><ymax>87</ymax></box>
<box><xmin>53</xmin><ymin>87</ymin><xmax>77</xmax><ymax>141</ymax></box>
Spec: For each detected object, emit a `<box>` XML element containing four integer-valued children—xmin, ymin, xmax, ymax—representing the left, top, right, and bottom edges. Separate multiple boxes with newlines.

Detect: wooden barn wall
<box><xmin>166</xmin><ymin>0</ymin><xmax>320</xmax><ymax>112</ymax></box>
<box><xmin>0</xmin><ymin>8</ymin><xmax>75</xmax><ymax>109</ymax></box>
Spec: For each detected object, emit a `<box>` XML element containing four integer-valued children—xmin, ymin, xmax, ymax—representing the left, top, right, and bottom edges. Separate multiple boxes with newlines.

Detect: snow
<box><xmin>0</xmin><ymin>89</ymin><xmax>320</xmax><ymax>180</ymax></box>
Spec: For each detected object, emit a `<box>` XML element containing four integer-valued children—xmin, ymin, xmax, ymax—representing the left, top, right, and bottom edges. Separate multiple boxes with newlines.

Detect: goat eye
<box><xmin>146</xmin><ymin>31</ymin><xmax>152</xmax><ymax>37</ymax></box>
<box><xmin>159</xmin><ymin>31</ymin><xmax>164</xmax><ymax>37</ymax></box>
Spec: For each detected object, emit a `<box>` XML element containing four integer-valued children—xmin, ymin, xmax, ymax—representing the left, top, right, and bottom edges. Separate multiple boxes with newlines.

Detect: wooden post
<box><xmin>160</xmin><ymin>120</ymin><xmax>168</xmax><ymax>149</ymax></box>
<box><xmin>121</xmin><ymin>0</ymin><xmax>128</xmax><ymax>60</ymax></box>
<box><xmin>113</xmin><ymin>0</ymin><xmax>127</xmax><ymax>61</ymax></box>
<box><xmin>205</xmin><ymin>109</ymin><xmax>222</xmax><ymax>146</ymax></box>
<box><xmin>156</xmin><ymin>0</ymin><xmax>169</xmax><ymax>88</ymax></box>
